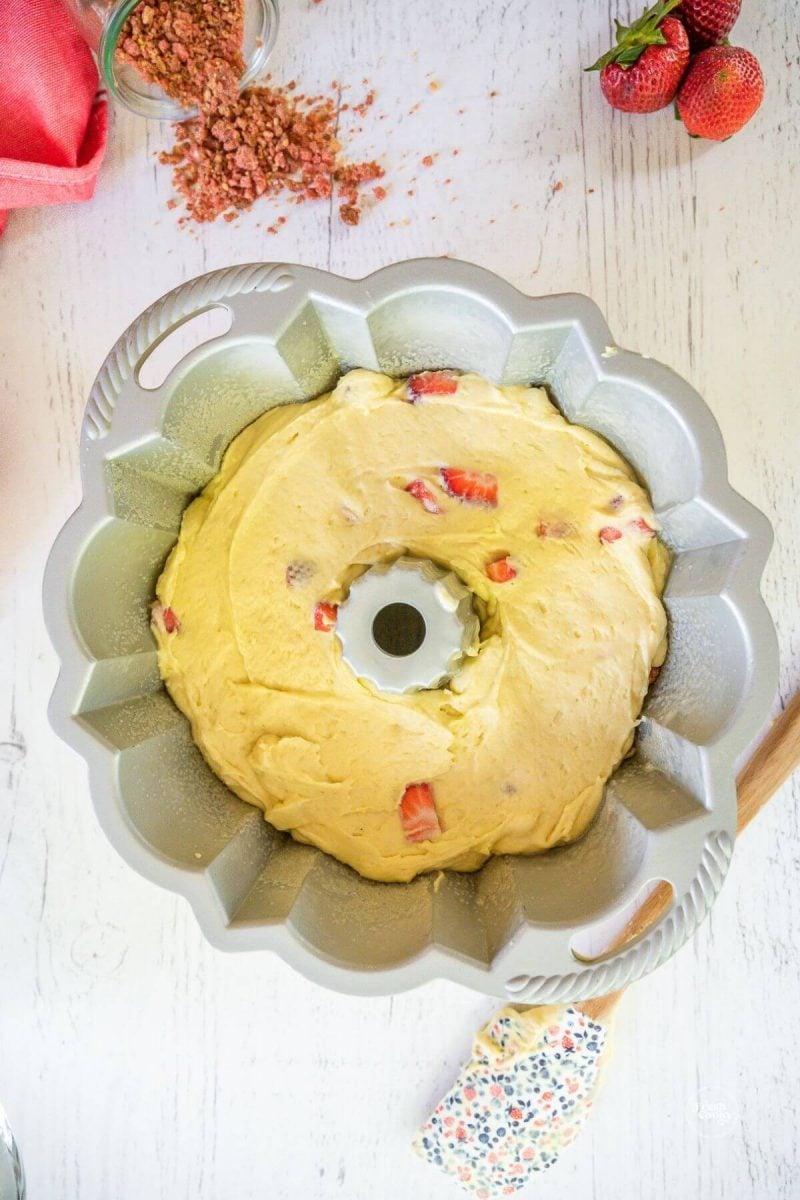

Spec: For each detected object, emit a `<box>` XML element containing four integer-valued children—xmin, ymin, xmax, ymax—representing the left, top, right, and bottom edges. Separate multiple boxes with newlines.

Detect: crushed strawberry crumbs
<box><xmin>119</xmin><ymin>0</ymin><xmax>385</xmax><ymax>226</ymax></box>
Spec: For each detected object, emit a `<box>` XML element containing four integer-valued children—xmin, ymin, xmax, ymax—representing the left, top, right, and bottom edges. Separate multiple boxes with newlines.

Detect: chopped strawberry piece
<box><xmin>486</xmin><ymin>555</ymin><xmax>517</xmax><ymax>583</ymax></box>
<box><xmin>163</xmin><ymin>606</ymin><xmax>180</xmax><ymax>633</ymax></box>
<box><xmin>439</xmin><ymin>467</ymin><xmax>498</xmax><ymax>507</ymax></box>
<box><xmin>629</xmin><ymin>516</ymin><xmax>656</xmax><ymax>537</ymax></box>
<box><xmin>285</xmin><ymin>560</ymin><xmax>315</xmax><ymax>588</ymax></box>
<box><xmin>599</xmin><ymin>526</ymin><xmax>623</xmax><ymax>543</ymax></box>
<box><xmin>151</xmin><ymin>603</ymin><xmax>181</xmax><ymax>634</ymax></box>
<box><xmin>537</xmin><ymin>519</ymin><xmax>574</xmax><ymax>539</ymax></box>
<box><xmin>399</xmin><ymin>781</ymin><xmax>441</xmax><ymax>843</ymax></box>
<box><xmin>406</xmin><ymin>371</ymin><xmax>459</xmax><ymax>400</ymax></box>
<box><xmin>405</xmin><ymin>479</ymin><xmax>442</xmax><ymax>514</ymax></box>
<box><xmin>313</xmin><ymin>601</ymin><xmax>338</xmax><ymax>632</ymax></box>
<box><xmin>649</xmin><ymin>665</ymin><xmax>662</xmax><ymax>685</ymax></box>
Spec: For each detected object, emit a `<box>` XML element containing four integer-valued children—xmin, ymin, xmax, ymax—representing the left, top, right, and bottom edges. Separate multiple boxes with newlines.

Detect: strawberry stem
<box><xmin>586</xmin><ymin>0</ymin><xmax>683</xmax><ymax>72</ymax></box>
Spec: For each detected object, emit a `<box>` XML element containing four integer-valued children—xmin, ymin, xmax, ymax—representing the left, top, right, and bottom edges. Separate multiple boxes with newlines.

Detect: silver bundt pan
<box><xmin>43</xmin><ymin>259</ymin><xmax>778</xmax><ymax>1002</ymax></box>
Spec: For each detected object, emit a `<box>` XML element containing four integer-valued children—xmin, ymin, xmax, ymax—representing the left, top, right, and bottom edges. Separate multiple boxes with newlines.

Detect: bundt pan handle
<box><xmin>82</xmin><ymin>263</ymin><xmax>300</xmax><ymax>441</ymax></box>
<box><xmin>500</xmin><ymin>828</ymin><xmax>733</xmax><ymax>1006</ymax></box>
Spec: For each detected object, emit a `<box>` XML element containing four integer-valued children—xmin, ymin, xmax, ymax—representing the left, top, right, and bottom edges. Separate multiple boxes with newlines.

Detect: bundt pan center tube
<box><xmin>42</xmin><ymin>259</ymin><xmax>778</xmax><ymax>1002</ymax></box>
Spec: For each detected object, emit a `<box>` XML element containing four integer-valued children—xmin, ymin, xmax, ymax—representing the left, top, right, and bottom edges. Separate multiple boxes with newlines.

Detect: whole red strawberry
<box><xmin>677</xmin><ymin>46</ymin><xmax>764</xmax><ymax>139</ymax></box>
<box><xmin>587</xmin><ymin>0</ymin><xmax>690</xmax><ymax>113</ymax></box>
<box><xmin>679</xmin><ymin>0</ymin><xmax>742</xmax><ymax>47</ymax></box>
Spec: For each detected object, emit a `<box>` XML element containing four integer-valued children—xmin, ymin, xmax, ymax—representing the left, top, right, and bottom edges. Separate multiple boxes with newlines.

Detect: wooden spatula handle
<box><xmin>735</xmin><ymin>690</ymin><xmax>800</xmax><ymax>833</ymax></box>
<box><xmin>583</xmin><ymin>691</ymin><xmax>800</xmax><ymax>1020</ymax></box>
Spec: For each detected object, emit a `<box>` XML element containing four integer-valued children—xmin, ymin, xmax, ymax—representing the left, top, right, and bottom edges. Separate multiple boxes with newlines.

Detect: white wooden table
<box><xmin>1</xmin><ymin>1</ymin><xmax>799</xmax><ymax>1196</ymax></box>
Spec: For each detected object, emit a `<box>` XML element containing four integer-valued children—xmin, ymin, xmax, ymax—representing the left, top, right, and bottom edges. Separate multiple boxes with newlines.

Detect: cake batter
<box><xmin>153</xmin><ymin>369</ymin><xmax>669</xmax><ymax>882</ymax></box>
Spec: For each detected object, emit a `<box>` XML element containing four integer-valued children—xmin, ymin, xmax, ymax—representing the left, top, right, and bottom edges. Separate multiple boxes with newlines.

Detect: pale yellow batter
<box><xmin>153</xmin><ymin>370</ymin><xmax>669</xmax><ymax>882</ymax></box>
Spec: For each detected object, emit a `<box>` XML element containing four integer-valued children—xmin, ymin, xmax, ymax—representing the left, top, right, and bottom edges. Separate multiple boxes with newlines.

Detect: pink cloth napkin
<box><xmin>0</xmin><ymin>0</ymin><xmax>108</xmax><ymax>233</ymax></box>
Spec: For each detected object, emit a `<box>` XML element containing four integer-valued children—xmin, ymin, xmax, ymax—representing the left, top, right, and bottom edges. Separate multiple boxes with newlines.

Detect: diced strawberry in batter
<box><xmin>485</xmin><ymin>555</ymin><xmax>517</xmax><ymax>583</ymax></box>
<box><xmin>151</xmin><ymin>603</ymin><xmax>181</xmax><ymax>634</ymax></box>
<box><xmin>406</xmin><ymin>371</ymin><xmax>459</xmax><ymax>400</ymax></box>
<box><xmin>439</xmin><ymin>467</ymin><xmax>498</xmax><ymax>507</ymax></box>
<box><xmin>599</xmin><ymin>526</ymin><xmax>623</xmax><ymax>543</ymax></box>
<box><xmin>313</xmin><ymin>601</ymin><xmax>338</xmax><ymax>632</ymax></box>
<box><xmin>163</xmin><ymin>606</ymin><xmax>180</xmax><ymax>633</ymax></box>
<box><xmin>399</xmin><ymin>781</ymin><xmax>441</xmax><ymax>842</ymax></box>
<box><xmin>629</xmin><ymin>516</ymin><xmax>656</xmax><ymax>536</ymax></box>
<box><xmin>285</xmin><ymin>560</ymin><xmax>315</xmax><ymax>588</ymax></box>
<box><xmin>405</xmin><ymin>479</ymin><xmax>442</xmax><ymax>513</ymax></box>
<box><xmin>537</xmin><ymin>519</ymin><xmax>574</xmax><ymax>539</ymax></box>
